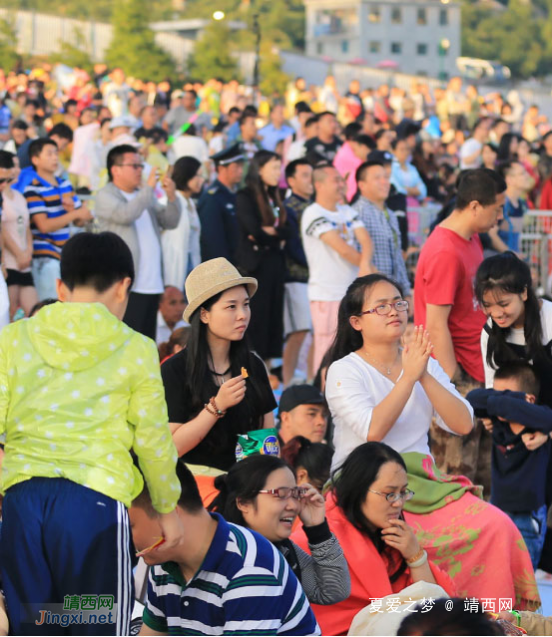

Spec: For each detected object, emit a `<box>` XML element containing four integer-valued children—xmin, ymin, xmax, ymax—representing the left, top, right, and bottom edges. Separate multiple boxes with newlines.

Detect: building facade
<box><xmin>304</xmin><ymin>0</ymin><xmax>461</xmax><ymax>78</ymax></box>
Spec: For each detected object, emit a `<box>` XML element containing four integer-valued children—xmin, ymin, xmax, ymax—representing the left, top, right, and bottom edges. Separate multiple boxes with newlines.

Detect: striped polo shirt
<box><xmin>23</xmin><ymin>172</ymin><xmax>81</xmax><ymax>260</ymax></box>
<box><xmin>143</xmin><ymin>513</ymin><xmax>320</xmax><ymax>636</ymax></box>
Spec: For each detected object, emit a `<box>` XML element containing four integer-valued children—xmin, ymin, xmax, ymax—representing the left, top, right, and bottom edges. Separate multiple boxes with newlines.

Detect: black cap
<box><xmin>278</xmin><ymin>384</ymin><xmax>325</xmax><ymax>417</ymax></box>
<box><xmin>211</xmin><ymin>143</ymin><xmax>245</xmax><ymax>166</ymax></box>
<box><xmin>367</xmin><ymin>150</ymin><xmax>393</xmax><ymax>164</ymax></box>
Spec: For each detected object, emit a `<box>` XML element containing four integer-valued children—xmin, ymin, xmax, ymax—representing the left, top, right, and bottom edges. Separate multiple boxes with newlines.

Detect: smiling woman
<box><xmin>209</xmin><ymin>454</ymin><xmax>351</xmax><ymax>607</ymax></box>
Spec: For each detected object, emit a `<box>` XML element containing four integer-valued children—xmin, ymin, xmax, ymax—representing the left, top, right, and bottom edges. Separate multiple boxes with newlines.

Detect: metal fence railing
<box><xmin>403</xmin><ymin>207</ymin><xmax>552</xmax><ymax>296</ymax></box>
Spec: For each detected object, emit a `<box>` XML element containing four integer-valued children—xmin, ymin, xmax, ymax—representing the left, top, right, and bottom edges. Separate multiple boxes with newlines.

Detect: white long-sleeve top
<box><xmin>326</xmin><ymin>352</ymin><xmax>473</xmax><ymax>471</ymax></box>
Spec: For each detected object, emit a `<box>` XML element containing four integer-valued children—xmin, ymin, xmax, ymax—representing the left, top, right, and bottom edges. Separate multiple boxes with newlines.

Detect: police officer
<box><xmin>198</xmin><ymin>144</ymin><xmax>244</xmax><ymax>264</ymax></box>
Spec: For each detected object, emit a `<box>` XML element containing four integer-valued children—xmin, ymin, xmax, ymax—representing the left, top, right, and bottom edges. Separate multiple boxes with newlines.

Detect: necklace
<box><xmin>362</xmin><ymin>349</ymin><xmax>398</xmax><ymax>376</ymax></box>
<box><xmin>209</xmin><ymin>366</ymin><xmax>231</xmax><ymax>377</ymax></box>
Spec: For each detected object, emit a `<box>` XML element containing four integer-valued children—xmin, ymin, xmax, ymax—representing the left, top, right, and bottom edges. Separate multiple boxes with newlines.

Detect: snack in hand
<box><xmin>241</xmin><ymin>367</ymin><xmax>249</xmax><ymax>379</ymax></box>
<box><xmin>136</xmin><ymin>536</ymin><xmax>165</xmax><ymax>557</ymax></box>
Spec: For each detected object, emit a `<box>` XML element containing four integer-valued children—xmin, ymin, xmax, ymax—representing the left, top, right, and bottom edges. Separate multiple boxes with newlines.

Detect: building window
<box><xmin>369</xmin><ymin>40</ymin><xmax>381</xmax><ymax>53</ymax></box>
<box><xmin>341</xmin><ymin>40</ymin><xmax>349</xmax><ymax>53</ymax></box>
<box><xmin>417</xmin><ymin>8</ymin><xmax>427</xmax><ymax>24</ymax></box>
<box><xmin>368</xmin><ymin>5</ymin><xmax>381</xmax><ymax>22</ymax></box>
<box><xmin>313</xmin><ymin>8</ymin><xmax>358</xmax><ymax>36</ymax></box>
<box><xmin>439</xmin><ymin>8</ymin><xmax>448</xmax><ymax>25</ymax></box>
<box><xmin>391</xmin><ymin>42</ymin><xmax>402</xmax><ymax>54</ymax></box>
<box><xmin>417</xmin><ymin>43</ymin><xmax>428</xmax><ymax>55</ymax></box>
<box><xmin>317</xmin><ymin>42</ymin><xmax>324</xmax><ymax>55</ymax></box>
<box><xmin>391</xmin><ymin>7</ymin><xmax>402</xmax><ymax>23</ymax></box>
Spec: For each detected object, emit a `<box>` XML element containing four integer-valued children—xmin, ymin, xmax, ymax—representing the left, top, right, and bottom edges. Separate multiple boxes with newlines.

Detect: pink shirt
<box><xmin>333</xmin><ymin>142</ymin><xmax>362</xmax><ymax>203</ymax></box>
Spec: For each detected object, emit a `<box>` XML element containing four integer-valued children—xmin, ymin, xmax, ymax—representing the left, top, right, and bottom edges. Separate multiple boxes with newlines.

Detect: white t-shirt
<box><xmin>459</xmin><ymin>138</ymin><xmax>483</xmax><ymax>170</ymax></box>
<box><xmin>301</xmin><ymin>202</ymin><xmax>365</xmax><ymax>302</ymax></box>
<box><xmin>121</xmin><ymin>191</ymin><xmax>164</xmax><ymax>295</ymax></box>
<box><xmin>480</xmin><ymin>298</ymin><xmax>552</xmax><ymax>388</ymax></box>
<box><xmin>2</xmin><ymin>190</ymin><xmax>31</xmax><ymax>272</ymax></box>
<box><xmin>326</xmin><ymin>352</ymin><xmax>473</xmax><ymax>471</ymax></box>
<box><xmin>171</xmin><ymin>135</ymin><xmax>209</xmax><ymax>164</ymax></box>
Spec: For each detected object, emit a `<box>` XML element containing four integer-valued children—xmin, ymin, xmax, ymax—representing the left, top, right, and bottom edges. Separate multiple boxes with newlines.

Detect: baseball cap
<box><xmin>277</xmin><ymin>384</ymin><xmax>325</xmax><ymax>418</ymax></box>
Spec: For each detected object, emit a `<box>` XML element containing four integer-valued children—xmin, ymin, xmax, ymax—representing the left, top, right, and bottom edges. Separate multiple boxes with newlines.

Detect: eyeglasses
<box><xmin>258</xmin><ymin>487</ymin><xmax>307</xmax><ymax>501</ymax></box>
<box><xmin>368</xmin><ymin>488</ymin><xmax>415</xmax><ymax>503</ymax></box>
<box><xmin>360</xmin><ymin>300</ymin><xmax>409</xmax><ymax>316</ymax></box>
<box><xmin>119</xmin><ymin>163</ymin><xmax>144</xmax><ymax>170</ymax></box>
<box><xmin>0</xmin><ymin>178</ymin><xmax>11</xmax><ymax>185</ymax></box>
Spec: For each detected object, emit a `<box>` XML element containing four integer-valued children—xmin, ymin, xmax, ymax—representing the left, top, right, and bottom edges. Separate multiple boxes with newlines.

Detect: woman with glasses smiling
<box><xmin>321</xmin><ymin>273</ymin><xmax>540</xmax><ymax>616</ymax></box>
<box><xmin>209</xmin><ymin>454</ymin><xmax>351</xmax><ymax>607</ymax></box>
<box><xmin>292</xmin><ymin>442</ymin><xmax>455</xmax><ymax>636</ymax></box>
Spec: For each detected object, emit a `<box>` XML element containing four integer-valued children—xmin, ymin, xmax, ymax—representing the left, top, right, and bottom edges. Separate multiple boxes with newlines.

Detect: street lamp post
<box><xmin>252</xmin><ymin>11</ymin><xmax>261</xmax><ymax>89</ymax></box>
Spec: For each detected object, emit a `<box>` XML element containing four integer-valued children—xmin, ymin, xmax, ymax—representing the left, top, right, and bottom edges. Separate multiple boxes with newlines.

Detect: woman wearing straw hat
<box><xmin>161</xmin><ymin>257</ymin><xmax>277</xmax><ymax>477</ymax></box>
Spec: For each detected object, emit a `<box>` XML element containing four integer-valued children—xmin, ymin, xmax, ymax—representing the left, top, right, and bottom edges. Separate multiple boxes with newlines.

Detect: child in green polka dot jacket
<box><xmin>0</xmin><ymin>231</ymin><xmax>183</xmax><ymax>636</ymax></box>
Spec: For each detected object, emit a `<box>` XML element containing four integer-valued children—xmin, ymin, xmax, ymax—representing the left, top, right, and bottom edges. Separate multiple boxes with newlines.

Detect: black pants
<box><xmin>123</xmin><ymin>292</ymin><xmax>160</xmax><ymax>341</ymax></box>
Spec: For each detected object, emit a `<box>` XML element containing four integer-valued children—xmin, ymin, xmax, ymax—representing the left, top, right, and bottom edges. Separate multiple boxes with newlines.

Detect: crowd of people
<box><xmin>0</xmin><ymin>61</ymin><xmax>551</xmax><ymax>635</ymax></box>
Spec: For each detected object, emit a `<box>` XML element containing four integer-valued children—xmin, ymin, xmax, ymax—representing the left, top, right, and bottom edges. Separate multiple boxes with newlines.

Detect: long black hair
<box><xmin>184</xmin><ymin>286</ymin><xmax>268</xmax><ymax>448</ymax></box>
<box><xmin>209</xmin><ymin>455</ymin><xmax>290</xmax><ymax>526</ymax></box>
<box><xmin>172</xmin><ymin>156</ymin><xmax>201</xmax><ymax>193</ymax></box>
<box><xmin>475</xmin><ymin>252</ymin><xmax>544</xmax><ymax>368</ymax></box>
<box><xmin>244</xmin><ymin>150</ymin><xmax>286</xmax><ymax>226</ymax></box>
<box><xmin>333</xmin><ymin>441</ymin><xmax>407</xmax><ymax>582</ymax></box>
<box><xmin>281</xmin><ymin>436</ymin><xmax>333</xmax><ymax>490</ymax></box>
<box><xmin>327</xmin><ymin>274</ymin><xmax>404</xmax><ymax>367</ymax></box>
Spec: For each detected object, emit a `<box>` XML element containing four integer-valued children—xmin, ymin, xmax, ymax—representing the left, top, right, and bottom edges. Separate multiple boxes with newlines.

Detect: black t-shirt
<box><xmin>304</xmin><ymin>136</ymin><xmax>342</xmax><ymax>163</ymax></box>
<box><xmin>161</xmin><ymin>349</ymin><xmax>277</xmax><ymax>471</ymax></box>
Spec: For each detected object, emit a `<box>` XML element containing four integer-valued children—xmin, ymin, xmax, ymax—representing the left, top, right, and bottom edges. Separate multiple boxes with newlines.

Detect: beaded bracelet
<box><xmin>406</xmin><ymin>549</ymin><xmax>428</xmax><ymax>569</ymax></box>
<box><xmin>204</xmin><ymin>397</ymin><xmax>226</xmax><ymax>419</ymax></box>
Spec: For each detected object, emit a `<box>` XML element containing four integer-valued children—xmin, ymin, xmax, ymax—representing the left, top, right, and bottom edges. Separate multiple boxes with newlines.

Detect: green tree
<box><xmin>461</xmin><ymin>0</ymin><xmax>548</xmax><ymax>78</ymax></box>
<box><xmin>0</xmin><ymin>15</ymin><xmax>19</xmax><ymax>72</ymax></box>
<box><xmin>259</xmin><ymin>43</ymin><xmax>289</xmax><ymax>97</ymax></box>
<box><xmin>105</xmin><ymin>0</ymin><xmax>177</xmax><ymax>81</ymax></box>
<box><xmin>187</xmin><ymin>21</ymin><xmax>241</xmax><ymax>82</ymax></box>
<box><xmin>50</xmin><ymin>27</ymin><xmax>94</xmax><ymax>72</ymax></box>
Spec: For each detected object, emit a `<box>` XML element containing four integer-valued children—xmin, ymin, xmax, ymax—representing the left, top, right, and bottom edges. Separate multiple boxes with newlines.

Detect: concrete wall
<box><xmin>0</xmin><ymin>8</ymin><xmax>193</xmax><ymax>69</ymax></box>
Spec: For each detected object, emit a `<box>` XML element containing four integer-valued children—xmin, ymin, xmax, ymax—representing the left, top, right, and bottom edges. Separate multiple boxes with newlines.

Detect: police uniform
<box><xmin>197</xmin><ymin>145</ymin><xmax>244</xmax><ymax>265</ymax></box>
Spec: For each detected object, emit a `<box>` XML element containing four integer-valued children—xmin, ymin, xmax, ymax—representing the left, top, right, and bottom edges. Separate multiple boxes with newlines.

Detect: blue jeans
<box><xmin>32</xmin><ymin>257</ymin><xmax>60</xmax><ymax>301</ymax></box>
<box><xmin>506</xmin><ymin>504</ymin><xmax>548</xmax><ymax>570</ymax></box>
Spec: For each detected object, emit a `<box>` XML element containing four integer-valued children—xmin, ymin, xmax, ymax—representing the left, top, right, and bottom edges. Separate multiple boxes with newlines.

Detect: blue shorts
<box><xmin>0</xmin><ymin>478</ymin><xmax>133</xmax><ymax>635</ymax></box>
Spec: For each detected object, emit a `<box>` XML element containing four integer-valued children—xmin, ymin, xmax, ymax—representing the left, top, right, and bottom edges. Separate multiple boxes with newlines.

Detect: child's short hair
<box><xmin>132</xmin><ymin>460</ymin><xmax>202</xmax><ymax>516</ymax></box>
<box><xmin>60</xmin><ymin>232</ymin><xmax>135</xmax><ymax>293</ymax></box>
<box><xmin>494</xmin><ymin>361</ymin><xmax>540</xmax><ymax>396</ymax></box>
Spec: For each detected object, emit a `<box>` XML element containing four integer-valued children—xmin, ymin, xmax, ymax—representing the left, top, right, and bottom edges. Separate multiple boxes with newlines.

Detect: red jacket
<box><xmin>292</xmin><ymin>494</ymin><xmax>456</xmax><ymax>636</ymax></box>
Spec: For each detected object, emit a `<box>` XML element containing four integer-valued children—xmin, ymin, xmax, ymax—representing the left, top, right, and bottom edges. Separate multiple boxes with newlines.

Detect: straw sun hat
<box><xmin>183</xmin><ymin>258</ymin><xmax>258</xmax><ymax>323</ymax></box>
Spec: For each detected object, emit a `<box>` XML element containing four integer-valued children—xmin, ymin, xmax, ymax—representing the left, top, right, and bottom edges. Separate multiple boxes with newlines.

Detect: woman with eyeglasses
<box><xmin>291</xmin><ymin>442</ymin><xmax>455</xmax><ymax>636</ymax></box>
<box><xmin>323</xmin><ymin>273</ymin><xmax>540</xmax><ymax>614</ymax></box>
<box><xmin>326</xmin><ymin>273</ymin><xmax>473</xmax><ymax>471</ymax></box>
<box><xmin>209</xmin><ymin>454</ymin><xmax>351</xmax><ymax>606</ymax></box>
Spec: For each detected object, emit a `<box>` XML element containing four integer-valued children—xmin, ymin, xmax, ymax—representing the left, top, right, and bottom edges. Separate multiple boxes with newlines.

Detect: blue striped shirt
<box><xmin>23</xmin><ymin>172</ymin><xmax>81</xmax><ymax>260</ymax></box>
<box><xmin>142</xmin><ymin>513</ymin><xmax>320</xmax><ymax>636</ymax></box>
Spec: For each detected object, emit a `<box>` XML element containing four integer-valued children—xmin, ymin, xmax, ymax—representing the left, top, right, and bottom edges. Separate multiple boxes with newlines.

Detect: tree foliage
<box><xmin>0</xmin><ymin>15</ymin><xmax>20</xmax><ymax>72</ymax></box>
<box><xmin>105</xmin><ymin>0</ymin><xmax>177</xmax><ymax>81</ymax></box>
<box><xmin>49</xmin><ymin>27</ymin><xmax>94</xmax><ymax>73</ymax></box>
<box><xmin>259</xmin><ymin>43</ymin><xmax>290</xmax><ymax>97</ymax></box>
<box><xmin>461</xmin><ymin>0</ymin><xmax>552</xmax><ymax>78</ymax></box>
<box><xmin>186</xmin><ymin>21</ymin><xmax>241</xmax><ymax>83</ymax></box>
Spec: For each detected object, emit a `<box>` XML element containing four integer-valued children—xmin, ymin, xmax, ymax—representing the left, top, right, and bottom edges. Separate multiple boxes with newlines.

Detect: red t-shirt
<box><xmin>414</xmin><ymin>226</ymin><xmax>486</xmax><ymax>382</ymax></box>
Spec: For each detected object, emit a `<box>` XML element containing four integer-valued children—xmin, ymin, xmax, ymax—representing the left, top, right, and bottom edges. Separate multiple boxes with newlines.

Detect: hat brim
<box><xmin>183</xmin><ymin>276</ymin><xmax>258</xmax><ymax>323</ymax></box>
